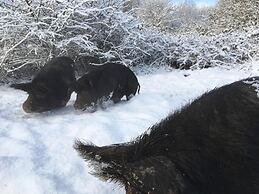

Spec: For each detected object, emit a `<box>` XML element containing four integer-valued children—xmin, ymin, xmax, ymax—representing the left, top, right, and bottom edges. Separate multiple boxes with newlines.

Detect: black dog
<box><xmin>74</xmin><ymin>63</ymin><xmax>140</xmax><ymax>110</ymax></box>
<box><xmin>75</xmin><ymin>77</ymin><xmax>259</xmax><ymax>194</ymax></box>
<box><xmin>11</xmin><ymin>56</ymin><xmax>76</xmax><ymax>113</ymax></box>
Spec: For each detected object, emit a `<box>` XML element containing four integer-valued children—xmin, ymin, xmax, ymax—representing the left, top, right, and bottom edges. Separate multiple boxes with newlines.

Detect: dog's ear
<box><xmin>10</xmin><ymin>82</ymin><xmax>33</xmax><ymax>93</ymax></box>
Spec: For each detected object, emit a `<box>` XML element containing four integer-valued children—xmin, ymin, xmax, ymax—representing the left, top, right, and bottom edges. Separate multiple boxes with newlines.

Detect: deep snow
<box><xmin>0</xmin><ymin>62</ymin><xmax>259</xmax><ymax>194</ymax></box>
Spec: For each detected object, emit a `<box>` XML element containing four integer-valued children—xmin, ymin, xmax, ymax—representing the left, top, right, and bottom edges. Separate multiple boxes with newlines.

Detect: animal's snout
<box><xmin>22</xmin><ymin>101</ymin><xmax>33</xmax><ymax>113</ymax></box>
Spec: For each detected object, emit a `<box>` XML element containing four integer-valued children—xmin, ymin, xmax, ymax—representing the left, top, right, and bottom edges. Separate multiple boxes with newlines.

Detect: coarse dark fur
<box><xmin>11</xmin><ymin>56</ymin><xmax>76</xmax><ymax>113</ymax></box>
<box><xmin>74</xmin><ymin>63</ymin><xmax>140</xmax><ymax>110</ymax></box>
<box><xmin>74</xmin><ymin>77</ymin><xmax>259</xmax><ymax>194</ymax></box>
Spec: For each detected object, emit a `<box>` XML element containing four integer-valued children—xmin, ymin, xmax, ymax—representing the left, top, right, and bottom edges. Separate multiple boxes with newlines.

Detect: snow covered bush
<box><xmin>133</xmin><ymin>0</ymin><xmax>211</xmax><ymax>34</ymax></box>
<box><xmin>0</xmin><ymin>0</ymin><xmax>258</xmax><ymax>82</ymax></box>
<box><xmin>208</xmin><ymin>0</ymin><xmax>259</xmax><ymax>34</ymax></box>
<box><xmin>0</xmin><ymin>0</ymin><xmax>140</xmax><ymax>80</ymax></box>
<box><xmin>135</xmin><ymin>0</ymin><xmax>174</xmax><ymax>31</ymax></box>
<box><xmin>172</xmin><ymin>5</ymin><xmax>212</xmax><ymax>35</ymax></box>
<box><xmin>125</xmin><ymin>28</ymin><xmax>259</xmax><ymax>70</ymax></box>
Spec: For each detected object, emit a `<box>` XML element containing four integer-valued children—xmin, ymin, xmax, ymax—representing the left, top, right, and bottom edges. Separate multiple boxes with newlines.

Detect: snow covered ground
<box><xmin>0</xmin><ymin>61</ymin><xmax>259</xmax><ymax>194</ymax></box>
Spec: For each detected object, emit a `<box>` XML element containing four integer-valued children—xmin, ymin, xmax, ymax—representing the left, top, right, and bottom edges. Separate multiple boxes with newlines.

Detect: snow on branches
<box><xmin>0</xmin><ymin>0</ymin><xmax>258</xmax><ymax>81</ymax></box>
<box><xmin>209</xmin><ymin>0</ymin><xmax>259</xmax><ymax>34</ymax></box>
<box><xmin>0</xmin><ymin>0</ymin><xmax>136</xmax><ymax>80</ymax></box>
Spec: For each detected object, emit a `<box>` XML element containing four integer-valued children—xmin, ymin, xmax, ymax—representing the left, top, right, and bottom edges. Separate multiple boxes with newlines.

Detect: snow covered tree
<box><xmin>0</xmin><ymin>0</ymin><xmax>143</xmax><ymax>80</ymax></box>
<box><xmin>169</xmin><ymin>1</ymin><xmax>210</xmax><ymax>34</ymax></box>
<box><xmin>0</xmin><ymin>0</ymin><xmax>258</xmax><ymax>82</ymax></box>
<box><xmin>122</xmin><ymin>0</ymin><xmax>140</xmax><ymax>12</ymax></box>
<box><xmin>209</xmin><ymin>0</ymin><xmax>259</xmax><ymax>33</ymax></box>
<box><xmin>134</xmin><ymin>0</ymin><xmax>211</xmax><ymax>34</ymax></box>
<box><xmin>136</xmin><ymin>0</ymin><xmax>174</xmax><ymax>31</ymax></box>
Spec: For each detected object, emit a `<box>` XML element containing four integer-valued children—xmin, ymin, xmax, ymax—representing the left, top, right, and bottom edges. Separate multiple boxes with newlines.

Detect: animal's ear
<box><xmin>10</xmin><ymin>82</ymin><xmax>32</xmax><ymax>93</ymax></box>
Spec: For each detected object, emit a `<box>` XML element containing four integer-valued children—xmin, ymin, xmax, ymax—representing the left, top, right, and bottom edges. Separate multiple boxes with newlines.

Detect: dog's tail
<box><xmin>74</xmin><ymin>140</ymin><xmax>180</xmax><ymax>193</ymax></box>
<box><xmin>74</xmin><ymin>140</ymin><xmax>134</xmax><ymax>183</ymax></box>
<box><xmin>74</xmin><ymin>140</ymin><xmax>131</xmax><ymax>164</ymax></box>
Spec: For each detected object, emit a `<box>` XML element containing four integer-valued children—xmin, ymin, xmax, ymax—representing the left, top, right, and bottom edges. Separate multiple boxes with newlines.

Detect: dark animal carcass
<box><xmin>74</xmin><ymin>77</ymin><xmax>259</xmax><ymax>194</ymax></box>
<box><xmin>74</xmin><ymin>63</ymin><xmax>140</xmax><ymax>110</ymax></box>
<box><xmin>11</xmin><ymin>56</ymin><xmax>76</xmax><ymax>113</ymax></box>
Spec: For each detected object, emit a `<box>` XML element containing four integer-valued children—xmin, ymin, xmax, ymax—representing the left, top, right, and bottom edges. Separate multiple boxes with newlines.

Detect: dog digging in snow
<box><xmin>74</xmin><ymin>62</ymin><xmax>140</xmax><ymax>111</ymax></box>
<box><xmin>74</xmin><ymin>77</ymin><xmax>259</xmax><ymax>194</ymax></box>
<box><xmin>11</xmin><ymin>56</ymin><xmax>76</xmax><ymax>113</ymax></box>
